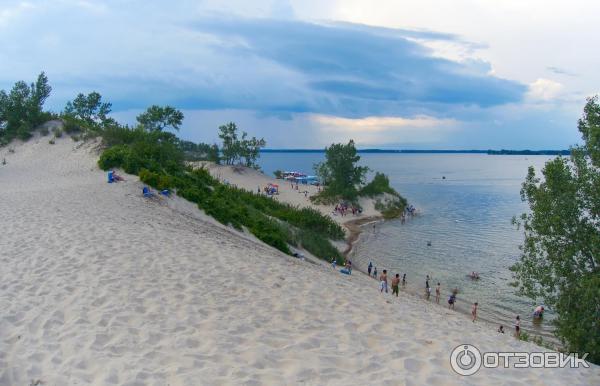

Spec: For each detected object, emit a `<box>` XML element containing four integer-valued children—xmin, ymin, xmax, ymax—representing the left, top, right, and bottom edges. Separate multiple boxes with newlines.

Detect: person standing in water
<box><xmin>472</xmin><ymin>302</ymin><xmax>478</xmax><ymax>322</ymax></box>
<box><xmin>402</xmin><ymin>273</ymin><xmax>406</xmax><ymax>287</ymax></box>
<box><xmin>379</xmin><ymin>270</ymin><xmax>388</xmax><ymax>293</ymax></box>
<box><xmin>391</xmin><ymin>274</ymin><xmax>400</xmax><ymax>297</ymax></box>
<box><xmin>425</xmin><ymin>276</ymin><xmax>431</xmax><ymax>299</ymax></box>
<box><xmin>368</xmin><ymin>261</ymin><xmax>373</xmax><ymax>276</ymax></box>
<box><xmin>448</xmin><ymin>288</ymin><xmax>458</xmax><ymax>309</ymax></box>
<box><xmin>435</xmin><ymin>282</ymin><xmax>441</xmax><ymax>304</ymax></box>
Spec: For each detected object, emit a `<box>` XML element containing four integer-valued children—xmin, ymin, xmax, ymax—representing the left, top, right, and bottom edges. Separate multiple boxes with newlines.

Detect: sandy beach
<box><xmin>1</xmin><ymin>137</ymin><xmax>598</xmax><ymax>385</ymax></box>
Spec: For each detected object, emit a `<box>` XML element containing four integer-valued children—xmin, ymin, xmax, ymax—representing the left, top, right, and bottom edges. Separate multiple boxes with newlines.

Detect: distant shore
<box><xmin>261</xmin><ymin>149</ymin><xmax>570</xmax><ymax>155</ymax></box>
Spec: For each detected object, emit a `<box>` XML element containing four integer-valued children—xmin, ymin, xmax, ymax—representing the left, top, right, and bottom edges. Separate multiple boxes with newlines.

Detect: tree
<box><xmin>511</xmin><ymin>96</ymin><xmax>600</xmax><ymax>364</ymax></box>
<box><xmin>64</xmin><ymin>91</ymin><xmax>112</xmax><ymax>128</ymax></box>
<box><xmin>218</xmin><ymin>122</ymin><xmax>239</xmax><ymax>165</ymax></box>
<box><xmin>0</xmin><ymin>72</ymin><xmax>52</xmax><ymax>143</ymax></box>
<box><xmin>217</xmin><ymin>122</ymin><xmax>265</xmax><ymax>166</ymax></box>
<box><xmin>178</xmin><ymin>140</ymin><xmax>220</xmax><ymax>163</ymax></box>
<box><xmin>136</xmin><ymin>105</ymin><xmax>184</xmax><ymax>132</ymax></box>
<box><xmin>314</xmin><ymin>140</ymin><xmax>368</xmax><ymax>200</ymax></box>
<box><xmin>239</xmin><ymin>132</ymin><xmax>266</xmax><ymax>168</ymax></box>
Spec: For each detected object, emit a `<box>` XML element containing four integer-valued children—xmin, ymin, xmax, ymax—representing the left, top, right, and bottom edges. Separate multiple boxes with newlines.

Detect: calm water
<box><xmin>258</xmin><ymin>152</ymin><xmax>555</xmax><ymax>336</ymax></box>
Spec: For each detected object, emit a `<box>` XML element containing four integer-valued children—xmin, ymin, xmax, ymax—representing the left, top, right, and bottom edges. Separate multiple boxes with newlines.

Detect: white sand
<box><xmin>1</xmin><ymin>137</ymin><xmax>598</xmax><ymax>385</ymax></box>
<box><xmin>198</xmin><ymin>162</ymin><xmax>381</xmax><ymax>226</ymax></box>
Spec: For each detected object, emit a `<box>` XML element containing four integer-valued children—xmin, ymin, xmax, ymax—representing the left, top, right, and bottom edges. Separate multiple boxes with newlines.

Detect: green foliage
<box><xmin>273</xmin><ymin>170</ymin><xmax>283</xmax><ymax>179</ymax></box>
<box><xmin>63</xmin><ymin>91</ymin><xmax>112</xmax><ymax>130</ymax></box>
<box><xmin>314</xmin><ymin>140</ymin><xmax>368</xmax><ymax>201</ymax></box>
<box><xmin>218</xmin><ymin>122</ymin><xmax>265</xmax><ymax>167</ymax></box>
<box><xmin>97</xmin><ymin>126</ymin><xmax>183</xmax><ymax>174</ymax></box>
<box><xmin>0</xmin><ymin>72</ymin><xmax>52</xmax><ymax>144</ymax></box>
<box><xmin>179</xmin><ymin>140</ymin><xmax>220</xmax><ymax>162</ymax></box>
<box><xmin>297</xmin><ymin>229</ymin><xmax>343</xmax><ymax>264</ymax></box>
<box><xmin>136</xmin><ymin>105</ymin><xmax>184</xmax><ymax>132</ymax></box>
<box><xmin>374</xmin><ymin>197</ymin><xmax>407</xmax><ymax>219</ymax></box>
<box><xmin>511</xmin><ymin>96</ymin><xmax>600</xmax><ymax>364</ymax></box>
<box><xmin>361</xmin><ymin>172</ymin><xmax>398</xmax><ymax>197</ymax></box>
<box><xmin>52</xmin><ymin>126</ymin><xmax>62</xmax><ymax>138</ymax></box>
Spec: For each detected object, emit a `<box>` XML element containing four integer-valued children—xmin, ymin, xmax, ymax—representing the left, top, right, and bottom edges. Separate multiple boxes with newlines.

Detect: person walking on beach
<box><xmin>471</xmin><ymin>302</ymin><xmax>478</xmax><ymax>322</ymax></box>
<box><xmin>368</xmin><ymin>262</ymin><xmax>373</xmax><ymax>276</ymax></box>
<box><xmin>435</xmin><ymin>282</ymin><xmax>441</xmax><ymax>303</ymax></box>
<box><xmin>425</xmin><ymin>276</ymin><xmax>431</xmax><ymax>299</ymax></box>
<box><xmin>514</xmin><ymin>315</ymin><xmax>521</xmax><ymax>338</ymax></box>
<box><xmin>392</xmin><ymin>274</ymin><xmax>400</xmax><ymax>297</ymax></box>
<box><xmin>331</xmin><ymin>257</ymin><xmax>336</xmax><ymax>269</ymax></box>
<box><xmin>373</xmin><ymin>267</ymin><xmax>377</xmax><ymax>279</ymax></box>
<box><xmin>379</xmin><ymin>270</ymin><xmax>388</xmax><ymax>293</ymax></box>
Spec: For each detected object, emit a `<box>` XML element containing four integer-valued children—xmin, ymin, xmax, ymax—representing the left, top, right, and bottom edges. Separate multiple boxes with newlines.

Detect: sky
<box><xmin>1</xmin><ymin>0</ymin><xmax>598</xmax><ymax>149</ymax></box>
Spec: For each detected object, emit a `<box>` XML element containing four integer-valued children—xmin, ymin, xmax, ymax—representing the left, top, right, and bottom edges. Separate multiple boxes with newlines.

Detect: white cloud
<box><xmin>311</xmin><ymin>114</ymin><xmax>459</xmax><ymax>145</ymax></box>
<box><xmin>0</xmin><ymin>1</ymin><xmax>34</xmax><ymax>27</ymax></box>
<box><xmin>527</xmin><ymin>78</ymin><xmax>564</xmax><ymax>101</ymax></box>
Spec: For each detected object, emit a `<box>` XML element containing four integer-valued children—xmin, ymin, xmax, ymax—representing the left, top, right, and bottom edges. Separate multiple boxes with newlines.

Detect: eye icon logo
<box><xmin>450</xmin><ymin>344</ymin><xmax>482</xmax><ymax>376</ymax></box>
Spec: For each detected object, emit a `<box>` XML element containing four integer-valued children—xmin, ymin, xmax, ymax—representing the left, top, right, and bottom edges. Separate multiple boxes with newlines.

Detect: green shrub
<box><xmin>16</xmin><ymin>122</ymin><xmax>33</xmax><ymax>140</ymax></box>
<box><xmin>62</xmin><ymin>117</ymin><xmax>82</xmax><ymax>133</ymax></box>
<box><xmin>361</xmin><ymin>172</ymin><xmax>398</xmax><ymax>197</ymax></box>
<box><xmin>374</xmin><ymin>197</ymin><xmax>407</xmax><ymax>219</ymax></box>
<box><xmin>297</xmin><ymin>229</ymin><xmax>343</xmax><ymax>264</ymax></box>
<box><xmin>48</xmin><ymin>139</ymin><xmax>55</xmax><ymax>145</ymax></box>
<box><xmin>98</xmin><ymin>145</ymin><xmax>130</xmax><ymax>170</ymax></box>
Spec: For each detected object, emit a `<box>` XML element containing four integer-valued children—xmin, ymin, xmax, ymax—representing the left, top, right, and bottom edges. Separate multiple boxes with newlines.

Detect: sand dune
<box><xmin>0</xmin><ymin>137</ymin><xmax>598</xmax><ymax>385</ymax></box>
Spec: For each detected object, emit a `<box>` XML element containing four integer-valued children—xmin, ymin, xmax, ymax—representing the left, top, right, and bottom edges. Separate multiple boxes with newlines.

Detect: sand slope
<box><xmin>0</xmin><ymin>137</ymin><xmax>598</xmax><ymax>385</ymax></box>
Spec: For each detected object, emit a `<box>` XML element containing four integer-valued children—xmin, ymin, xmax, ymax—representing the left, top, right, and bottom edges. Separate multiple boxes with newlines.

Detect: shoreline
<box><xmin>345</xmin><ymin>214</ymin><xmax>560</xmax><ymax>345</ymax></box>
<box><xmin>341</xmin><ymin>215</ymin><xmax>384</xmax><ymax>258</ymax></box>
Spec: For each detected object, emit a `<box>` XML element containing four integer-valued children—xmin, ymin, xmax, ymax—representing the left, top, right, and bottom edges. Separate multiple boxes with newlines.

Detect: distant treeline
<box><xmin>261</xmin><ymin>149</ymin><xmax>571</xmax><ymax>155</ymax></box>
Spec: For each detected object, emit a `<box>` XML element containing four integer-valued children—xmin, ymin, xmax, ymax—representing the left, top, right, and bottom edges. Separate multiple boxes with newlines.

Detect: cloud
<box><xmin>527</xmin><ymin>78</ymin><xmax>564</xmax><ymax>101</ymax></box>
<box><xmin>546</xmin><ymin>66</ymin><xmax>578</xmax><ymax>77</ymax></box>
<box><xmin>190</xmin><ymin>17</ymin><xmax>526</xmax><ymax>116</ymax></box>
<box><xmin>311</xmin><ymin>114</ymin><xmax>458</xmax><ymax>145</ymax></box>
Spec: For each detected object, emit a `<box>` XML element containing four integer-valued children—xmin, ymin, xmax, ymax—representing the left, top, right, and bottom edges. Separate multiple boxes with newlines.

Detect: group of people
<box><xmin>335</xmin><ymin>258</ymin><xmax>545</xmax><ymax>340</ymax></box>
<box><xmin>333</xmin><ymin>202</ymin><xmax>362</xmax><ymax>217</ymax></box>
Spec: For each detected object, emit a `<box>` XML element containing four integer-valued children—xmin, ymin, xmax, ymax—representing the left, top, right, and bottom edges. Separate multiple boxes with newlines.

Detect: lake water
<box><xmin>258</xmin><ymin>152</ymin><xmax>555</xmax><ymax>337</ymax></box>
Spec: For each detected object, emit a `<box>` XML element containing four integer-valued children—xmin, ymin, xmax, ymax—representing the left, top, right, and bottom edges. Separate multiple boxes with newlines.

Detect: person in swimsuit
<box><xmin>515</xmin><ymin>315</ymin><xmax>521</xmax><ymax>338</ymax></box>
<box><xmin>402</xmin><ymin>273</ymin><xmax>406</xmax><ymax>287</ymax></box>
<box><xmin>435</xmin><ymin>283</ymin><xmax>441</xmax><ymax>304</ymax></box>
<box><xmin>391</xmin><ymin>274</ymin><xmax>400</xmax><ymax>297</ymax></box>
<box><xmin>379</xmin><ymin>270</ymin><xmax>388</xmax><ymax>293</ymax></box>
<box><xmin>368</xmin><ymin>262</ymin><xmax>373</xmax><ymax>276</ymax></box>
<box><xmin>472</xmin><ymin>302</ymin><xmax>478</xmax><ymax>322</ymax></box>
